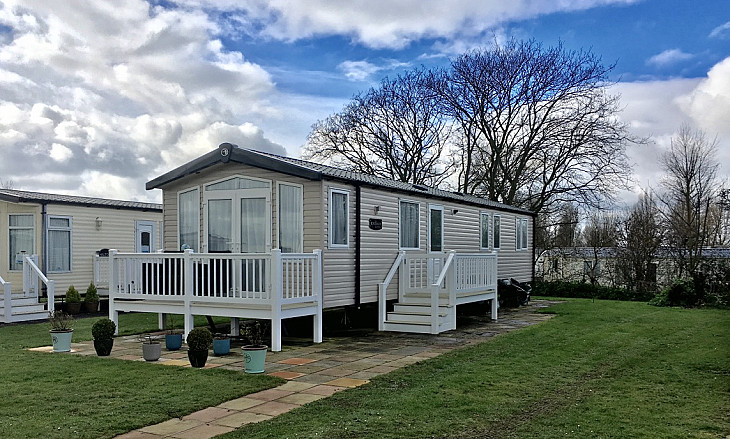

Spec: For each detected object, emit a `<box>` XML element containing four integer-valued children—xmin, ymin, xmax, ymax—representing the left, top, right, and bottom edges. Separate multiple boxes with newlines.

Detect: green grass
<box><xmin>219</xmin><ymin>299</ymin><xmax>729</xmax><ymax>439</ymax></box>
<box><xmin>0</xmin><ymin>313</ymin><xmax>283</xmax><ymax>439</ymax></box>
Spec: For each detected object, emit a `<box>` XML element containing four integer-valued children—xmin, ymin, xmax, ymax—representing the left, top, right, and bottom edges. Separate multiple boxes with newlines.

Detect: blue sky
<box><xmin>0</xmin><ymin>0</ymin><xmax>728</xmax><ymax>204</ymax></box>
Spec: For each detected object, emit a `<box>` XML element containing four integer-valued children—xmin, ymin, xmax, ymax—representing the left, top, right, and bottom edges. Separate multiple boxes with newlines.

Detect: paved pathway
<box><xmin>32</xmin><ymin>300</ymin><xmax>559</xmax><ymax>438</ymax></box>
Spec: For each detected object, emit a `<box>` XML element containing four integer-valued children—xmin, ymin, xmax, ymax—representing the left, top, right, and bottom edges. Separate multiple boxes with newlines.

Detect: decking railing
<box><xmin>23</xmin><ymin>255</ymin><xmax>55</xmax><ymax>313</ymax></box>
<box><xmin>93</xmin><ymin>255</ymin><xmax>109</xmax><ymax>289</ymax></box>
<box><xmin>1</xmin><ymin>274</ymin><xmax>11</xmax><ymax>322</ymax></box>
<box><xmin>108</xmin><ymin>249</ymin><xmax>322</xmax><ymax>351</ymax></box>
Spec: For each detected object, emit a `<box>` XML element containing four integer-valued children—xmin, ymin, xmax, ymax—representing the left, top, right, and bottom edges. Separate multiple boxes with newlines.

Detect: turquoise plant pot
<box><xmin>165</xmin><ymin>333</ymin><xmax>183</xmax><ymax>350</ymax></box>
<box><xmin>242</xmin><ymin>346</ymin><xmax>267</xmax><ymax>373</ymax></box>
<box><xmin>51</xmin><ymin>330</ymin><xmax>73</xmax><ymax>352</ymax></box>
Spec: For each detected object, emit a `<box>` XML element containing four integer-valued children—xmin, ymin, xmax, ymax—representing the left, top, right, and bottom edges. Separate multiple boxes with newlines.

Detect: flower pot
<box><xmin>66</xmin><ymin>302</ymin><xmax>81</xmax><ymax>315</ymax></box>
<box><xmin>84</xmin><ymin>301</ymin><xmax>99</xmax><ymax>313</ymax></box>
<box><xmin>165</xmin><ymin>333</ymin><xmax>183</xmax><ymax>350</ymax></box>
<box><xmin>188</xmin><ymin>349</ymin><xmax>209</xmax><ymax>368</ymax></box>
<box><xmin>142</xmin><ymin>342</ymin><xmax>161</xmax><ymax>361</ymax></box>
<box><xmin>93</xmin><ymin>338</ymin><xmax>114</xmax><ymax>356</ymax></box>
<box><xmin>242</xmin><ymin>345</ymin><xmax>267</xmax><ymax>373</ymax></box>
<box><xmin>50</xmin><ymin>330</ymin><xmax>73</xmax><ymax>352</ymax></box>
<box><xmin>213</xmin><ymin>338</ymin><xmax>230</xmax><ymax>356</ymax></box>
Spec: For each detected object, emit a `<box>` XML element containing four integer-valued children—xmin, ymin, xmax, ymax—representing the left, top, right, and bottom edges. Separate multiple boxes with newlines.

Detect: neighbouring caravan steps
<box><xmin>0</xmin><ymin>295</ymin><xmax>48</xmax><ymax>323</ymax></box>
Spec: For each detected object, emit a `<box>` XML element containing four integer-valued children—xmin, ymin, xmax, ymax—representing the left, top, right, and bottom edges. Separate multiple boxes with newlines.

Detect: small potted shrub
<box><xmin>186</xmin><ymin>327</ymin><xmax>213</xmax><ymax>368</ymax></box>
<box><xmin>65</xmin><ymin>285</ymin><xmax>81</xmax><ymax>314</ymax></box>
<box><xmin>242</xmin><ymin>320</ymin><xmax>268</xmax><ymax>373</ymax></box>
<box><xmin>91</xmin><ymin>318</ymin><xmax>116</xmax><ymax>356</ymax></box>
<box><xmin>84</xmin><ymin>282</ymin><xmax>99</xmax><ymax>313</ymax></box>
<box><xmin>139</xmin><ymin>334</ymin><xmax>161</xmax><ymax>361</ymax></box>
<box><xmin>165</xmin><ymin>314</ymin><xmax>183</xmax><ymax>350</ymax></box>
<box><xmin>49</xmin><ymin>310</ymin><xmax>73</xmax><ymax>352</ymax></box>
<box><xmin>213</xmin><ymin>334</ymin><xmax>230</xmax><ymax>356</ymax></box>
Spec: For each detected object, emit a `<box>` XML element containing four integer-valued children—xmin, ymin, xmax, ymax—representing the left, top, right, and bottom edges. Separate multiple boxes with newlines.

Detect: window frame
<box><xmin>427</xmin><ymin>204</ymin><xmax>444</xmax><ymax>253</ymax></box>
<box><xmin>46</xmin><ymin>215</ymin><xmax>72</xmax><ymax>273</ymax></box>
<box><xmin>398</xmin><ymin>199</ymin><xmax>421</xmax><ymax>251</ymax></box>
<box><xmin>479</xmin><ymin>212</ymin><xmax>490</xmax><ymax>250</ymax></box>
<box><xmin>516</xmin><ymin>217</ymin><xmax>529</xmax><ymax>251</ymax></box>
<box><xmin>177</xmin><ymin>186</ymin><xmax>200</xmax><ymax>252</ymax></box>
<box><xmin>8</xmin><ymin>214</ymin><xmax>35</xmax><ymax>271</ymax></box>
<box><xmin>492</xmin><ymin>214</ymin><xmax>501</xmax><ymax>250</ymax></box>
<box><xmin>328</xmin><ymin>188</ymin><xmax>350</xmax><ymax>249</ymax></box>
<box><xmin>277</xmin><ymin>181</ymin><xmax>304</xmax><ymax>253</ymax></box>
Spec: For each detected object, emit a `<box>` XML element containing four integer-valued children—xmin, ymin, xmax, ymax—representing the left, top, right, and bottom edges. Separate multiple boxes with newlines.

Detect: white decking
<box><xmin>108</xmin><ymin>249</ymin><xmax>323</xmax><ymax>352</ymax></box>
<box><xmin>379</xmin><ymin>251</ymin><xmax>498</xmax><ymax>334</ymax></box>
<box><xmin>0</xmin><ymin>255</ymin><xmax>54</xmax><ymax>323</ymax></box>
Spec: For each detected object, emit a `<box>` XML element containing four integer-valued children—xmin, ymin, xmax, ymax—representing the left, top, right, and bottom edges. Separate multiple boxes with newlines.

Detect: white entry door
<box><xmin>135</xmin><ymin>221</ymin><xmax>156</xmax><ymax>253</ymax></box>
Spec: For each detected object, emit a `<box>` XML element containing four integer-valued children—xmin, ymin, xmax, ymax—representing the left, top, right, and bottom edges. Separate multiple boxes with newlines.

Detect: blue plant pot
<box><xmin>213</xmin><ymin>338</ymin><xmax>230</xmax><ymax>356</ymax></box>
<box><xmin>165</xmin><ymin>333</ymin><xmax>183</xmax><ymax>350</ymax></box>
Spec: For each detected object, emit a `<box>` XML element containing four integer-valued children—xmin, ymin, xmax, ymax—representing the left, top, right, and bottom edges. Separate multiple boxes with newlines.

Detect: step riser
<box><xmin>386</xmin><ymin>313</ymin><xmax>448</xmax><ymax>324</ymax></box>
<box><xmin>393</xmin><ymin>304</ymin><xmax>449</xmax><ymax>314</ymax></box>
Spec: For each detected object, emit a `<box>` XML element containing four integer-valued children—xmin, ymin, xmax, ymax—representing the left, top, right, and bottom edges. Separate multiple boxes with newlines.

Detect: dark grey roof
<box><xmin>0</xmin><ymin>189</ymin><xmax>162</xmax><ymax>212</ymax></box>
<box><xmin>147</xmin><ymin>143</ymin><xmax>534</xmax><ymax>216</ymax></box>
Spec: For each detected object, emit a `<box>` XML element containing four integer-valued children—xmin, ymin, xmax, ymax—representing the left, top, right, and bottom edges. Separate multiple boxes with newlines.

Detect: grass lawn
<box><xmin>0</xmin><ymin>313</ymin><xmax>283</xmax><ymax>439</ymax></box>
<box><xmin>219</xmin><ymin>299</ymin><xmax>729</xmax><ymax>439</ymax></box>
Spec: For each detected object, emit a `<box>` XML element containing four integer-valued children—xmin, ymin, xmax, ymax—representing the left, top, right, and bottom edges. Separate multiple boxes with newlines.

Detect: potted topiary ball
<box><xmin>186</xmin><ymin>327</ymin><xmax>213</xmax><ymax>368</ymax></box>
<box><xmin>84</xmin><ymin>282</ymin><xmax>99</xmax><ymax>313</ymax></box>
<box><xmin>91</xmin><ymin>318</ymin><xmax>116</xmax><ymax>356</ymax></box>
<box><xmin>65</xmin><ymin>285</ymin><xmax>81</xmax><ymax>314</ymax></box>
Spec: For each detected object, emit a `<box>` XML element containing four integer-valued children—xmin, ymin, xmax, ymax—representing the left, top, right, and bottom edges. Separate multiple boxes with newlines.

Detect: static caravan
<box><xmin>108</xmin><ymin>143</ymin><xmax>535</xmax><ymax>350</ymax></box>
<box><xmin>0</xmin><ymin>189</ymin><xmax>162</xmax><ymax>322</ymax></box>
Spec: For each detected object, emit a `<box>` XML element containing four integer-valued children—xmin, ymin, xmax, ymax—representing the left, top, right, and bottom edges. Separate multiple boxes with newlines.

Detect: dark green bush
<box><xmin>65</xmin><ymin>285</ymin><xmax>81</xmax><ymax>303</ymax></box>
<box><xmin>186</xmin><ymin>327</ymin><xmax>213</xmax><ymax>351</ymax></box>
<box><xmin>85</xmin><ymin>282</ymin><xmax>99</xmax><ymax>303</ymax></box>
<box><xmin>650</xmin><ymin>278</ymin><xmax>701</xmax><ymax>308</ymax></box>
<box><xmin>533</xmin><ymin>280</ymin><xmax>654</xmax><ymax>302</ymax></box>
<box><xmin>91</xmin><ymin>318</ymin><xmax>116</xmax><ymax>340</ymax></box>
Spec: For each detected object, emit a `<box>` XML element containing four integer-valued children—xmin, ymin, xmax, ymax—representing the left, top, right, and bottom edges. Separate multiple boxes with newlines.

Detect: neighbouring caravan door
<box><xmin>135</xmin><ymin>221</ymin><xmax>156</xmax><ymax>253</ymax></box>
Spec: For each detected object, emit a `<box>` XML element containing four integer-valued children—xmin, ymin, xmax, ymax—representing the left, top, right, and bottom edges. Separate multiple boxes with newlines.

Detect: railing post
<box><xmin>313</xmin><ymin>249</ymin><xmax>323</xmax><ymax>344</ymax></box>
<box><xmin>3</xmin><ymin>280</ymin><xmax>11</xmax><ymax>322</ymax></box>
<box><xmin>398</xmin><ymin>251</ymin><xmax>406</xmax><ymax>302</ymax></box>
<box><xmin>183</xmin><ymin>249</ymin><xmax>194</xmax><ymax>340</ymax></box>
<box><xmin>47</xmin><ymin>280</ymin><xmax>55</xmax><ymax>313</ymax></box>
<box><xmin>378</xmin><ymin>283</ymin><xmax>386</xmax><ymax>331</ymax></box>
<box><xmin>447</xmin><ymin>251</ymin><xmax>456</xmax><ymax>307</ymax></box>
<box><xmin>109</xmin><ymin>249</ymin><xmax>119</xmax><ymax>334</ymax></box>
<box><xmin>430</xmin><ymin>283</ymin><xmax>439</xmax><ymax>334</ymax></box>
<box><xmin>22</xmin><ymin>255</ymin><xmax>29</xmax><ymax>296</ymax></box>
<box><xmin>270</xmin><ymin>249</ymin><xmax>282</xmax><ymax>352</ymax></box>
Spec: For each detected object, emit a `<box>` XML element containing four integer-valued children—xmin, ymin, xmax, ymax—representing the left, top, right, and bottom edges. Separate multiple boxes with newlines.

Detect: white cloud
<box><xmin>0</xmin><ymin>0</ymin><xmax>286</xmax><ymax>201</ymax></box>
<box><xmin>709</xmin><ymin>21</ymin><xmax>730</xmax><ymax>39</ymax></box>
<box><xmin>646</xmin><ymin>49</ymin><xmax>694</xmax><ymax>67</ymax></box>
<box><xmin>337</xmin><ymin>59</ymin><xmax>410</xmax><ymax>81</ymax></box>
<box><xmin>194</xmin><ymin>0</ymin><xmax>638</xmax><ymax>49</ymax></box>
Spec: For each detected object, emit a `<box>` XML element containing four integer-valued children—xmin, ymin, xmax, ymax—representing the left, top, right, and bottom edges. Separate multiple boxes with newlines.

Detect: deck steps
<box><xmin>1</xmin><ymin>295</ymin><xmax>48</xmax><ymax>323</ymax></box>
<box><xmin>382</xmin><ymin>291</ymin><xmax>455</xmax><ymax>334</ymax></box>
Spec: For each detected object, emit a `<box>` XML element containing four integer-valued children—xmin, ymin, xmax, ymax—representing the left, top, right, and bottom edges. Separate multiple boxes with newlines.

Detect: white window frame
<box><xmin>47</xmin><ymin>215</ymin><xmax>72</xmax><ymax>273</ymax></box>
<box><xmin>277</xmin><ymin>181</ymin><xmax>304</xmax><ymax>253</ymax></box>
<box><xmin>328</xmin><ymin>188</ymin><xmax>350</xmax><ymax>249</ymax></box>
<box><xmin>399</xmin><ymin>199</ymin><xmax>421</xmax><ymax>251</ymax></box>
<box><xmin>479</xmin><ymin>212</ymin><xmax>490</xmax><ymax>250</ymax></box>
<box><xmin>427</xmin><ymin>204</ymin><xmax>444</xmax><ymax>253</ymax></box>
<box><xmin>8</xmin><ymin>214</ymin><xmax>35</xmax><ymax>271</ymax></box>
<box><xmin>516</xmin><ymin>217</ymin><xmax>529</xmax><ymax>251</ymax></box>
<box><xmin>493</xmin><ymin>214</ymin><xmax>501</xmax><ymax>250</ymax></box>
<box><xmin>177</xmin><ymin>186</ymin><xmax>200</xmax><ymax>252</ymax></box>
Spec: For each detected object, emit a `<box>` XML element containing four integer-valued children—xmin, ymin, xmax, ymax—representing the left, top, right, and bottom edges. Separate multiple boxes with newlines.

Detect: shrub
<box><xmin>65</xmin><ymin>285</ymin><xmax>81</xmax><ymax>303</ymax></box>
<box><xmin>244</xmin><ymin>320</ymin><xmax>268</xmax><ymax>347</ymax></box>
<box><xmin>91</xmin><ymin>318</ymin><xmax>116</xmax><ymax>340</ymax></box>
<box><xmin>533</xmin><ymin>280</ymin><xmax>654</xmax><ymax>302</ymax></box>
<box><xmin>650</xmin><ymin>278</ymin><xmax>700</xmax><ymax>308</ymax></box>
<box><xmin>186</xmin><ymin>327</ymin><xmax>213</xmax><ymax>351</ymax></box>
<box><xmin>85</xmin><ymin>282</ymin><xmax>99</xmax><ymax>303</ymax></box>
<box><xmin>48</xmin><ymin>310</ymin><xmax>73</xmax><ymax>331</ymax></box>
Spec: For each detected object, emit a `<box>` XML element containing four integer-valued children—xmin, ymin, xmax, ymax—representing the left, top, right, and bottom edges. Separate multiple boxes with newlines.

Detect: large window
<box><xmin>493</xmin><ymin>215</ymin><xmax>501</xmax><ymax>249</ymax></box>
<box><xmin>278</xmin><ymin>183</ymin><xmax>302</xmax><ymax>253</ymax></box>
<box><xmin>329</xmin><ymin>189</ymin><xmax>349</xmax><ymax>248</ymax></box>
<box><xmin>178</xmin><ymin>188</ymin><xmax>199</xmax><ymax>251</ymax></box>
<box><xmin>480</xmin><ymin>212</ymin><xmax>490</xmax><ymax>249</ymax></box>
<box><xmin>47</xmin><ymin>216</ymin><xmax>71</xmax><ymax>272</ymax></box>
<box><xmin>9</xmin><ymin>214</ymin><xmax>34</xmax><ymax>270</ymax></box>
<box><xmin>516</xmin><ymin>218</ymin><xmax>529</xmax><ymax>250</ymax></box>
<box><xmin>399</xmin><ymin>200</ymin><xmax>420</xmax><ymax>250</ymax></box>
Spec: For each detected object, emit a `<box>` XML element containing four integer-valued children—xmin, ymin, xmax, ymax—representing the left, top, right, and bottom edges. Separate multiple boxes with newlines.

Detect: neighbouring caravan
<box><xmin>0</xmin><ymin>189</ymin><xmax>162</xmax><ymax>322</ymax></box>
<box><xmin>108</xmin><ymin>143</ymin><xmax>535</xmax><ymax>350</ymax></box>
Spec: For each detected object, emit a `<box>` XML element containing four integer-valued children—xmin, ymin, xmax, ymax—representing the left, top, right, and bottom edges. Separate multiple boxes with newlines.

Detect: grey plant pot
<box><xmin>142</xmin><ymin>342</ymin><xmax>161</xmax><ymax>361</ymax></box>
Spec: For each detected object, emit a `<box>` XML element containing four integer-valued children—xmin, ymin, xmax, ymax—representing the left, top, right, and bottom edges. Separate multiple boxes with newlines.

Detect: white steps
<box><xmin>1</xmin><ymin>295</ymin><xmax>48</xmax><ymax>323</ymax></box>
<box><xmin>382</xmin><ymin>291</ymin><xmax>456</xmax><ymax>334</ymax></box>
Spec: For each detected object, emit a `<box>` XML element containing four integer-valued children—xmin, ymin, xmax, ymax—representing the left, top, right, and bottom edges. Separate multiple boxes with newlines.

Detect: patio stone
<box><xmin>218</xmin><ymin>397</ymin><xmax>266</xmax><ymax>411</ymax></box>
<box><xmin>323</xmin><ymin>377</ymin><xmax>369</xmax><ymax>388</ymax></box>
<box><xmin>213</xmin><ymin>412</ymin><xmax>272</xmax><ymax>428</ymax></box>
<box><xmin>268</xmin><ymin>371</ymin><xmax>305</xmax><ymax>380</ymax></box>
<box><xmin>113</xmin><ymin>430</ymin><xmax>160</xmax><ymax>438</ymax></box>
<box><xmin>278</xmin><ymin>357</ymin><xmax>318</xmax><ymax>365</ymax></box>
<box><xmin>300</xmin><ymin>384</ymin><xmax>345</xmax><ymax>396</ymax></box>
<box><xmin>247</xmin><ymin>400</ymin><xmax>300</xmax><ymax>416</ymax></box>
<box><xmin>248</xmin><ymin>388</ymin><xmax>295</xmax><ymax>401</ymax></box>
<box><xmin>169</xmin><ymin>423</ymin><xmax>235</xmax><ymax>439</ymax></box>
<box><xmin>278</xmin><ymin>392</ymin><xmax>326</xmax><ymax>405</ymax></box>
<box><xmin>140</xmin><ymin>419</ymin><xmax>201</xmax><ymax>436</ymax></box>
<box><xmin>182</xmin><ymin>407</ymin><xmax>234</xmax><ymax>423</ymax></box>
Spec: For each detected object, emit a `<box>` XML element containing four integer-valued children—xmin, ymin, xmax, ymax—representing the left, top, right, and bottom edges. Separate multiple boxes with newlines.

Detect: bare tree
<box><xmin>583</xmin><ymin>210</ymin><xmax>620</xmax><ymax>285</ymax></box>
<box><xmin>433</xmin><ymin>39</ymin><xmax>636</xmax><ymax>216</ymax></box>
<box><xmin>659</xmin><ymin>124</ymin><xmax>720</xmax><ymax>279</ymax></box>
<box><xmin>304</xmin><ymin>68</ymin><xmax>452</xmax><ymax>186</ymax></box>
<box><xmin>1</xmin><ymin>179</ymin><xmax>15</xmax><ymax>189</ymax></box>
<box><xmin>617</xmin><ymin>192</ymin><xmax>663</xmax><ymax>292</ymax></box>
